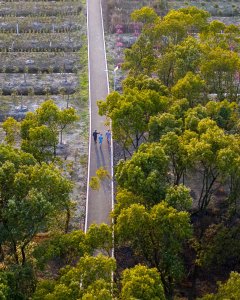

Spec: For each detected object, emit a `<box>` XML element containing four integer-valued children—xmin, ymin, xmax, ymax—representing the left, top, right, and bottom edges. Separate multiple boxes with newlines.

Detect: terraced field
<box><xmin>0</xmin><ymin>0</ymin><xmax>88</xmax><ymax>228</ymax></box>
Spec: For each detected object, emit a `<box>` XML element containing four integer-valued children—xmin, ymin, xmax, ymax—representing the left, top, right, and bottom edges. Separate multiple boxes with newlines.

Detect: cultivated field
<box><xmin>0</xmin><ymin>0</ymin><xmax>88</xmax><ymax>229</ymax></box>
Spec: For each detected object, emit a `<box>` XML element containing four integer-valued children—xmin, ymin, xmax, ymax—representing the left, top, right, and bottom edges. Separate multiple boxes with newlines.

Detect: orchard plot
<box><xmin>0</xmin><ymin>0</ymin><xmax>88</xmax><ymax>229</ymax></box>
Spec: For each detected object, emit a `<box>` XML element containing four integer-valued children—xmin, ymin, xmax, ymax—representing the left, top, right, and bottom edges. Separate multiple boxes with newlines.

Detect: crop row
<box><xmin>0</xmin><ymin>73</ymin><xmax>78</xmax><ymax>95</ymax></box>
<box><xmin>0</xmin><ymin>13</ymin><xmax>83</xmax><ymax>32</ymax></box>
<box><xmin>0</xmin><ymin>0</ymin><xmax>85</xmax><ymax>118</ymax></box>
<box><xmin>210</xmin><ymin>16</ymin><xmax>240</xmax><ymax>25</ymax></box>
<box><xmin>0</xmin><ymin>11</ymin><xmax>81</xmax><ymax>17</ymax></box>
<box><xmin>0</xmin><ymin>48</ymin><xmax>80</xmax><ymax>52</ymax></box>
<box><xmin>0</xmin><ymin>1</ymin><xmax>81</xmax><ymax>10</ymax></box>
<box><xmin>0</xmin><ymin>94</ymin><xmax>76</xmax><ymax>116</ymax></box>
<box><xmin>0</xmin><ymin>24</ymin><xmax>81</xmax><ymax>34</ymax></box>
<box><xmin>4</xmin><ymin>0</ymin><xmax>80</xmax><ymax>2</ymax></box>
<box><xmin>168</xmin><ymin>0</ymin><xmax>240</xmax><ymax>17</ymax></box>
<box><xmin>0</xmin><ymin>52</ymin><xmax>80</xmax><ymax>73</ymax></box>
<box><xmin>0</xmin><ymin>2</ymin><xmax>82</xmax><ymax>17</ymax></box>
<box><xmin>0</xmin><ymin>15</ymin><xmax>81</xmax><ymax>24</ymax></box>
<box><xmin>0</xmin><ymin>32</ymin><xmax>82</xmax><ymax>51</ymax></box>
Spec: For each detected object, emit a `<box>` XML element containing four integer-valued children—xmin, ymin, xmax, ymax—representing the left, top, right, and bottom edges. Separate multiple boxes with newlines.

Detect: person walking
<box><xmin>93</xmin><ymin>129</ymin><xmax>99</xmax><ymax>143</ymax></box>
<box><xmin>105</xmin><ymin>129</ymin><xmax>111</xmax><ymax>145</ymax></box>
<box><xmin>98</xmin><ymin>133</ymin><xmax>103</xmax><ymax>148</ymax></box>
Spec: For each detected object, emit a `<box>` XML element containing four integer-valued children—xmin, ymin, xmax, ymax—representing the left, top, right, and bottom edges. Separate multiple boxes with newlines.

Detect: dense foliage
<box><xmin>98</xmin><ymin>5</ymin><xmax>240</xmax><ymax>299</ymax></box>
<box><xmin>1</xmin><ymin>5</ymin><xmax>240</xmax><ymax>300</ymax></box>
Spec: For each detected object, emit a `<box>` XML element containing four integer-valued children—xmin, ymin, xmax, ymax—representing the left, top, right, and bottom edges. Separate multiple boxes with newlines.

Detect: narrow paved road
<box><xmin>85</xmin><ymin>0</ymin><xmax>113</xmax><ymax>231</ymax></box>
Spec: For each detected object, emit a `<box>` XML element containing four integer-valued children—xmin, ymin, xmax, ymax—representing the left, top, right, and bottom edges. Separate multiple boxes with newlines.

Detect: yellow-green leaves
<box><xmin>116</xmin><ymin>143</ymin><xmax>169</xmax><ymax>205</ymax></box>
<box><xmin>121</xmin><ymin>265</ymin><xmax>166</xmax><ymax>300</ymax></box>
<box><xmin>2</xmin><ymin>117</ymin><xmax>20</xmax><ymax>146</ymax></box>
<box><xmin>115</xmin><ymin>202</ymin><xmax>192</xmax><ymax>293</ymax></box>
<box><xmin>200</xmin><ymin>272</ymin><xmax>240</xmax><ymax>300</ymax></box>
<box><xmin>20</xmin><ymin>100</ymin><xmax>78</xmax><ymax>162</ymax></box>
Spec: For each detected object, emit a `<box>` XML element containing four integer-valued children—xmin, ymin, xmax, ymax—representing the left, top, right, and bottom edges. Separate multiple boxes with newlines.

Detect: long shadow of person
<box><xmin>99</xmin><ymin>146</ymin><xmax>106</xmax><ymax>167</ymax></box>
<box><xmin>94</xmin><ymin>143</ymin><xmax>101</xmax><ymax>169</ymax></box>
<box><xmin>99</xmin><ymin>147</ymin><xmax>110</xmax><ymax>193</ymax></box>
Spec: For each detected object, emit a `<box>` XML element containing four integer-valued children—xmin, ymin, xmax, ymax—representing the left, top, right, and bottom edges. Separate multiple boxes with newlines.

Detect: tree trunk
<box><xmin>65</xmin><ymin>205</ymin><xmax>71</xmax><ymax>233</ymax></box>
<box><xmin>13</xmin><ymin>240</ymin><xmax>19</xmax><ymax>264</ymax></box>
<box><xmin>60</xmin><ymin>130</ymin><xmax>63</xmax><ymax>144</ymax></box>
<box><xmin>21</xmin><ymin>246</ymin><xmax>26</xmax><ymax>265</ymax></box>
<box><xmin>160</xmin><ymin>274</ymin><xmax>174</xmax><ymax>300</ymax></box>
<box><xmin>188</xmin><ymin>264</ymin><xmax>198</xmax><ymax>300</ymax></box>
<box><xmin>0</xmin><ymin>244</ymin><xmax>4</xmax><ymax>262</ymax></box>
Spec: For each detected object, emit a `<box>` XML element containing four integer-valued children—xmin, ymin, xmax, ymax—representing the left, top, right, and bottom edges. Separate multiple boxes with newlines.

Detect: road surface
<box><xmin>85</xmin><ymin>0</ymin><xmax>113</xmax><ymax>231</ymax></box>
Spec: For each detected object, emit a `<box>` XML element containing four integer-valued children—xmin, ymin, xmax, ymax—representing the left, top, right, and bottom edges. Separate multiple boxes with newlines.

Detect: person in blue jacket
<box><xmin>98</xmin><ymin>133</ymin><xmax>103</xmax><ymax>148</ymax></box>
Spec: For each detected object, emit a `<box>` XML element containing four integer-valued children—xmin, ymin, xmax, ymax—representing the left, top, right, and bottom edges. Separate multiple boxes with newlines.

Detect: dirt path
<box><xmin>85</xmin><ymin>0</ymin><xmax>113</xmax><ymax>231</ymax></box>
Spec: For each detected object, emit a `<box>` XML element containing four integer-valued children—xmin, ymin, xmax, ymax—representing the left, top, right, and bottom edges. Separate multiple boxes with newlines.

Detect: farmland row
<box><xmin>0</xmin><ymin>1</ymin><xmax>82</xmax><ymax>17</ymax></box>
<box><xmin>0</xmin><ymin>52</ymin><xmax>80</xmax><ymax>73</ymax></box>
<box><xmin>0</xmin><ymin>0</ymin><xmax>84</xmax><ymax>106</ymax></box>
<box><xmin>0</xmin><ymin>32</ymin><xmax>82</xmax><ymax>51</ymax></box>
<box><xmin>0</xmin><ymin>0</ymin><xmax>88</xmax><ymax>228</ymax></box>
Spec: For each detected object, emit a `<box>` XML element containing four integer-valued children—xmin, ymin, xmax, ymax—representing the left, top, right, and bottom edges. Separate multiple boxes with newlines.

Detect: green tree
<box><xmin>0</xmin><ymin>265</ymin><xmax>36</xmax><ymax>300</ymax></box>
<box><xmin>36</xmin><ymin>100</ymin><xmax>59</xmax><ymax>129</ymax></box>
<box><xmin>184</xmin><ymin>105</ymin><xmax>208</xmax><ymax>132</ymax></box>
<box><xmin>200</xmin><ymin>21</ymin><xmax>240</xmax><ymax>51</ymax></box>
<box><xmin>21</xmin><ymin>125</ymin><xmax>58</xmax><ymax>163</ymax></box>
<box><xmin>116</xmin><ymin>143</ymin><xmax>169</xmax><ymax>205</ymax></box>
<box><xmin>217</xmin><ymin>142</ymin><xmax>240</xmax><ymax>210</ymax></box>
<box><xmin>157</xmin><ymin>36</ymin><xmax>202</xmax><ymax>86</ymax></box>
<box><xmin>115</xmin><ymin>202</ymin><xmax>192</xmax><ymax>297</ymax></box>
<box><xmin>165</xmin><ymin>184</ymin><xmax>192</xmax><ymax>211</ymax></box>
<box><xmin>123</xmin><ymin>35</ymin><xmax>156</xmax><ymax>76</ymax></box>
<box><xmin>33</xmin><ymin>255</ymin><xmax>116</xmax><ymax>300</ymax></box>
<box><xmin>131</xmin><ymin>6</ymin><xmax>158</xmax><ymax>25</ymax></box>
<box><xmin>160</xmin><ymin>132</ymin><xmax>188</xmax><ymax>185</ymax></box>
<box><xmin>120</xmin><ymin>265</ymin><xmax>166</xmax><ymax>300</ymax></box>
<box><xmin>20</xmin><ymin>100</ymin><xmax>78</xmax><ymax>161</ymax></box>
<box><xmin>0</xmin><ymin>271</ymin><xmax>9</xmax><ymax>300</ymax></box>
<box><xmin>156</xmin><ymin>11</ymin><xmax>190</xmax><ymax>47</ymax></box>
<box><xmin>173</xmin><ymin>37</ymin><xmax>202</xmax><ymax>81</ymax></box>
<box><xmin>200</xmin><ymin>47</ymin><xmax>240</xmax><ymax>100</ymax></box>
<box><xmin>200</xmin><ymin>20</ymin><xmax>227</xmax><ymax>49</ymax></box>
<box><xmin>206</xmin><ymin>100</ymin><xmax>239</xmax><ymax>131</ymax></box>
<box><xmin>184</xmin><ymin>124</ymin><xmax>233</xmax><ymax>210</ymax></box>
<box><xmin>122</xmin><ymin>7</ymin><xmax>160</xmax><ymax>75</ymax></box>
<box><xmin>2</xmin><ymin>117</ymin><xmax>20</xmax><ymax>146</ymax></box>
<box><xmin>178</xmin><ymin>6</ymin><xmax>210</xmax><ymax>31</ymax></box>
<box><xmin>200</xmin><ymin>272</ymin><xmax>240</xmax><ymax>300</ymax></box>
<box><xmin>0</xmin><ymin>145</ymin><xmax>72</xmax><ymax>265</ymax></box>
<box><xmin>112</xmin><ymin>189</ymin><xmax>145</xmax><ymax>218</ymax></box>
<box><xmin>81</xmin><ymin>280</ymin><xmax>112</xmax><ymax>300</ymax></box>
<box><xmin>122</xmin><ymin>75</ymin><xmax>169</xmax><ymax>96</ymax></box>
<box><xmin>168</xmin><ymin>98</ymin><xmax>189</xmax><ymax>120</ymax></box>
<box><xmin>153</xmin><ymin>7</ymin><xmax>208</xmax><ymax>54</ymax></box>
<box><xmin>85</xmin><ymin>224</ymin><xmax>113</xmax><ymax>256</ymax></box>
<box><xmin>58</xmin><ymin>107</ymin><xmax>79</xmax><ymax>144</ymax></box>
<box><xmin>148</xmin><ymin>113</ymin><xmax>182</xmax><ymax>142</ymax></box>
<box><xmin>197</xmin><ymin>224</ymin><xmax>240</xmax><ymax>271</ymax></box>
<box><xmin>33</xmin><ymin>230</ymin><xmax>88</xmax><ymax>269</ymax></box>
<box><xmin>172</xmin><ymin>72</ymin><xmax>206</xmax><ymax>107</ymax></box>
<box><xmin>157</xmin><ymin>51</ymin><xmax>176</xmax><ymax>87</ymax></box>
<box><xmin>98</xmin><ymin>88</ymin><xmax>168</xmax><ymax>156</ymax></box>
